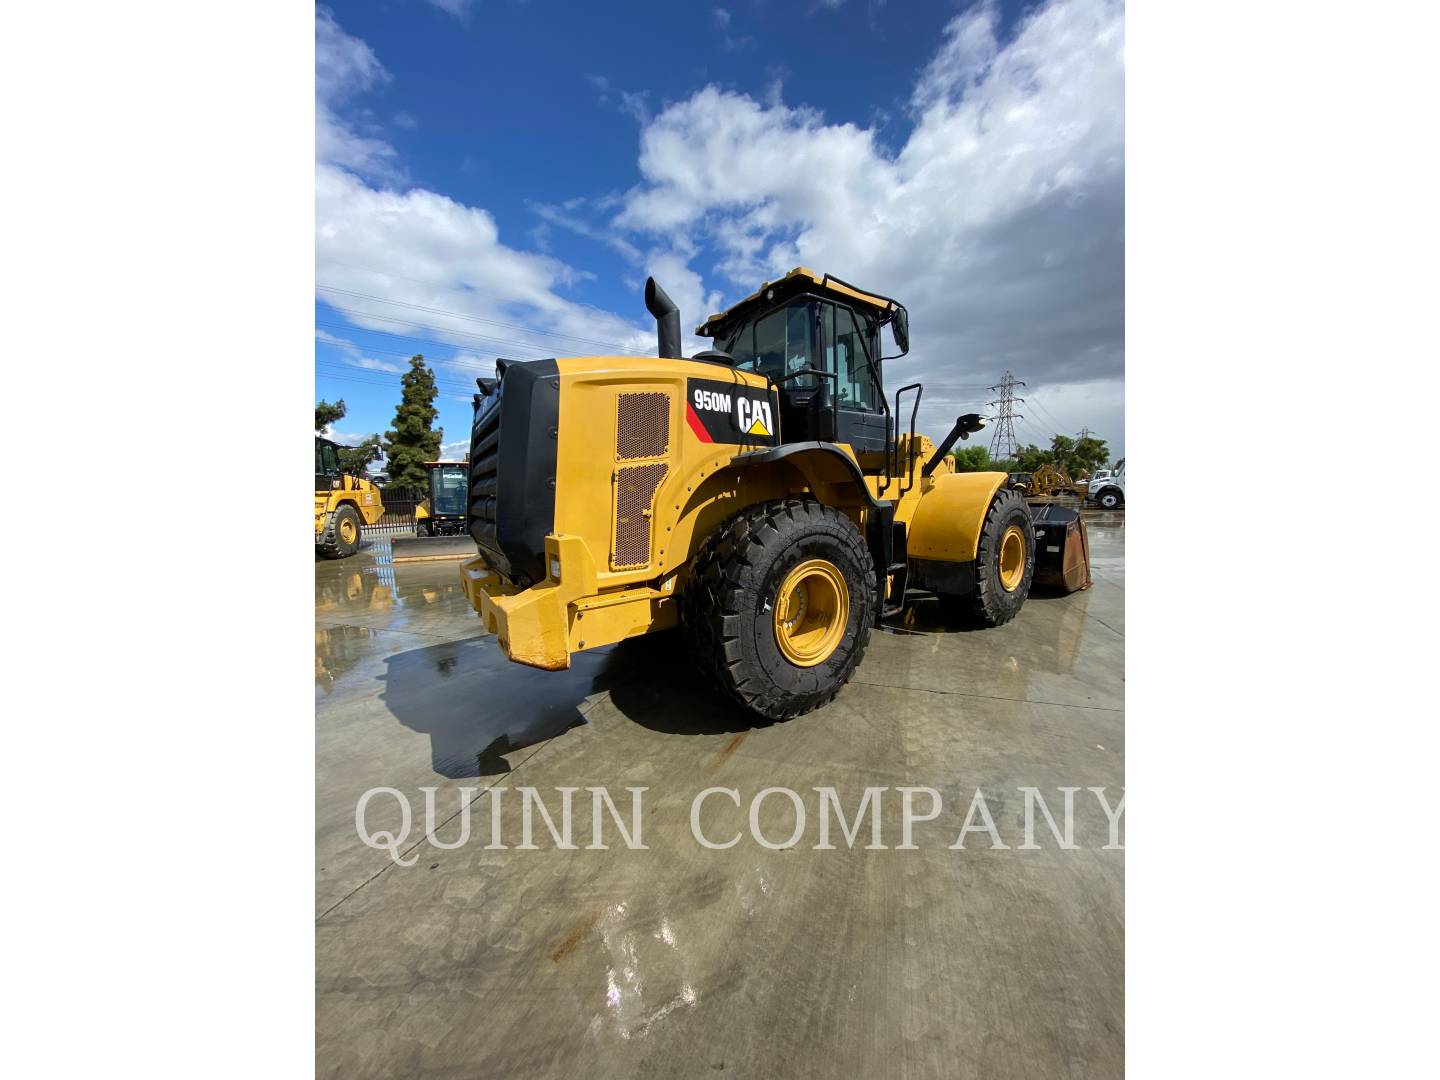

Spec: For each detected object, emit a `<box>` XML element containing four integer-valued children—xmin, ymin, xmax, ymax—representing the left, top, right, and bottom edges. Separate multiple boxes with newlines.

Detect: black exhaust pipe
<box><xmin>644</xmin><ymin>277</ymin><xmax>682</xmax><ymax>360</ymax></box>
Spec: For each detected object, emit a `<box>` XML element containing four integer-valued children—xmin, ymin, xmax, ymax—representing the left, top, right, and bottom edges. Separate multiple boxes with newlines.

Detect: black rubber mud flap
<box><xmin>681</xmin><ymin>498</ymin><xmax>877</xmax><ymax>720</ymax></box>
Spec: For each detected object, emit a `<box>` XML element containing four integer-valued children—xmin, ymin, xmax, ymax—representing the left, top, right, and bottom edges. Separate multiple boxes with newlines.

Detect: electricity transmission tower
<box><xmin>987</xmin><ymin>371</ymin><xmax>1025</xmax><ymax>460</ymax></box>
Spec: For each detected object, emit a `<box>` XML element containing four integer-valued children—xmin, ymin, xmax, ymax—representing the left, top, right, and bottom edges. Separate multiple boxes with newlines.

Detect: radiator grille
<box><xmin>612</xmin><ymin>463</ymin><xmax>667</xmax><ymax>568</ymax></box>
<box><xmin>468</xmin><ymin>391</ymin><xmax>501</xmax><ymax>549</ymax></box>
<box><xmin>616</xmin><ymin>392</ymin><xmax>669</xmax><ymax>460</ymax></box>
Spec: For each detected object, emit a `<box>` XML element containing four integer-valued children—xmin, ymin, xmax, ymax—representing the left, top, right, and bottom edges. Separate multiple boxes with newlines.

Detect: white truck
<box><xmin>1087</xmin><ymin>464</ymin><xmax>1125</xmax><ymax>509</ymax></box>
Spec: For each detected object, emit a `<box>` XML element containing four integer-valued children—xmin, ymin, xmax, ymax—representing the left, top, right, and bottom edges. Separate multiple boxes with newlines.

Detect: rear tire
<box><xmin>940</xmin><ymin>488</ymin><xmax>1035</xmax><ymax>627</ymax></box>
<box><xmin>681</xmin><ymin>498</ymin><xmax>877</xmax><ymax>720</ymax></box>
<box><xmin>320</xmin><ymin>504</ymin><xmax>361</xmax><ymax>559</ymax></box>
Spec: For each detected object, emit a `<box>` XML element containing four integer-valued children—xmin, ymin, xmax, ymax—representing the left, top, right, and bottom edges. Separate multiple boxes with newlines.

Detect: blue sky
<box><xmin>316</xmin><ymin>0</ymin><xmax>1125</xmax><ymax>464</ymax></box>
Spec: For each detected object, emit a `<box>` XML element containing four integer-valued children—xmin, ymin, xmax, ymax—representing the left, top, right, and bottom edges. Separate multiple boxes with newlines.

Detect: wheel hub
<box><xmin>998</xmin><ymin>525</ymin><xmax>1025</xmax><ymax>592</ymax></box>
<box><xmin>773</xmin><ymin>559</ymin><xmax>849</xmax><ymax>667</ymax></box>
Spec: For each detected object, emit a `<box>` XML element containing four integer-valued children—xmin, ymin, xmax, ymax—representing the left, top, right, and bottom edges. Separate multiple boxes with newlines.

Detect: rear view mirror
<box><xmin>956</xmin><ymin>413</ymin><xmax>986</xmax><ymax>439</ymax></box>
<box><xmin>890</xmin><ymin>307</ymin><xmax>910</xmax><ymax>355</ymax></box>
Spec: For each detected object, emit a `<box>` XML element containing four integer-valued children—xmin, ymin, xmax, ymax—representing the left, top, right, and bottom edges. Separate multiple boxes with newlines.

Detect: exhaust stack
<box><xmin>644</xmin><ymin>277</ymin><xmax>682</xmax><ymax>360</ymax></box>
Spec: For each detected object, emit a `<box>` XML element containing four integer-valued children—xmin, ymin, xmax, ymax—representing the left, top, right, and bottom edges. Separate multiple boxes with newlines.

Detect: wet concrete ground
<box><xmin>316</xmin><ymin>516</ymin><xmax>1125</xmax><ymax>1078</ymax></box>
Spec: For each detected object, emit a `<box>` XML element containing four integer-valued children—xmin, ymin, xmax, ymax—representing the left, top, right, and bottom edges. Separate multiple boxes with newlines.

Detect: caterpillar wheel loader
<box><xmin>315</xmin><ymin>436</ymin><xmax>385</xmax><ymax>559</ymax></box>
<box><xmin>458</xmin><ymin>267</ymin><xmax>1058</xmax><ymax>720</ymax></box>
<box><xmin>391</xmin><ymin>461</ymin><xmax>479</xmax><ymax>563</ymax></box>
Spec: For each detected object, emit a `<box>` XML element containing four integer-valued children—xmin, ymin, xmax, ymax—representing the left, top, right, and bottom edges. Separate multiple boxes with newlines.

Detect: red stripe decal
<box><xmin>685</xmin><ymin>401</ymin><xmax>712</xmax><ymax>443</ymax></box>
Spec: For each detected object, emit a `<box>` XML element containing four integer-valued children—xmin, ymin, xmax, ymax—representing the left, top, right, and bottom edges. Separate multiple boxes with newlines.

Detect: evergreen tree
<box><xmin>383</xmin><ymin>355</ymin><xmax>442</xmax><ymax>488</ymax></box>
<box><xmin>315</xmin><ymin>398</ymin><xmax>346</xmax><ymax>431</ymax></box>
<box><xmin>338</xmin><ymin>434</ymin><xmax>383</xmax><ymax>474</ymax></box>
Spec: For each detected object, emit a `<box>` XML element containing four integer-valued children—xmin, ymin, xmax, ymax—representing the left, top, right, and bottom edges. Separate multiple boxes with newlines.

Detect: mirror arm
<box><xmin>923</xmin><ymin>414</ymin><xmax>989</xmax><ymax>477</ymax></box>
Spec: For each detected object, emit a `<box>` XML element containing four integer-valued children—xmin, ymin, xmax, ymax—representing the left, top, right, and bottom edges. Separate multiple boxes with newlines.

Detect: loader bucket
<box><xmin>390</xmin><ymin>534</ymin><xmax>479</xmax><ymax>563</ymax></box>
<box><xmin>1027</xmin><ymin>503</ymin><xmax>1093</xmax><ymax>593</ymax></box>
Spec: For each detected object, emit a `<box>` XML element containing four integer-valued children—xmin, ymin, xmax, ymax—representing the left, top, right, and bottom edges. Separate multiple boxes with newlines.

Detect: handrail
<box><xmin>890</xmin><ymin>383</ymin><xmax>923</xmax><ymax>495</ymax></box>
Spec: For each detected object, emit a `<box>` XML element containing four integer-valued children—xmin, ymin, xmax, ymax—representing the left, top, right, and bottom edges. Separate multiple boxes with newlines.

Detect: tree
<box><xmin>1070</xmin><ymin>436</ymin><xmax>1111</xmax><ymax>476</ymax></box>
<box><xmin>1015</xmin><ymin>443</ymin><xmax>1049</xmax><ymax>472</ymax></box>
<box><xmin>338</xmin><ymin>435</ymin><xmax>382</xmax><ymax>474</ymax></box>
<box><xmin>1012</xmin><ymin>434</ymin><xmax>1111</xmax><ymax>476</ymax></box>
<box><xmin>382</xmin><ymin>355</ymin><xmax>442</xmax><ymax>488</ymax></box>
<box><xmin>949</xmin><ymin>445</ymin><xmax>992</xmax><ymax>472</ymax></box>
<box><xmin>315</xmin><ymin>398</ymin><xmax>346</xmax><ymax>432</ymax></box>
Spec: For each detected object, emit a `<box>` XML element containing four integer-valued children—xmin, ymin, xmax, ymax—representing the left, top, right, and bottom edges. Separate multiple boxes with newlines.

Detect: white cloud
<box><xmin>315</xmin><ymin>11</ymin><xmax>656</xmax><ymax>364</ymax></box>
<box><xmin>315</xmin><ymin>7</ymin><xmax>400</xmax><ymax>183</ymax></box>
<box><xmin>316</xmin><ymin>328</ymin><xmax>407</xmax><ymax>373</ymax></box>
<box><xmin>315</xmin><ymin>0</ymin><xmax>1125</xmax><ymax>454</ymax></box>
<box><xmin>426</xmin><ymin>0</ymin><xmax>475</xmax><ymax>19</ymax></box>
<box><xmin>316</xmin><ymin>165</ymin><xmax>654</xmax><ymax>359</ymax></box>
<box><xmin>612</xmin><ymin>0</ymin><xmax>1125</xmax><ymax>450</ymax></box>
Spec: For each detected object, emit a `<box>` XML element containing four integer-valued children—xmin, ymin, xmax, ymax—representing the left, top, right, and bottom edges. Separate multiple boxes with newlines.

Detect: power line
<box><xmin>315</xmin><ymin>363</ymin><xmax>484</xmax><ymax>399</ymax></box>
<box><xmin>314</xmin><ymin>336</ymin><xmax>525</xmax><ymax>380</ymax></box>
<box><xmin>315</xmin><ymin>310</ymin><xmax>575</xmax><ymax>358</ymax></box>
<box><xmin>314</xmin><ymin>318</ymin><xmax>551</xmax><ymax>366</ymax></box>
<box><xmin>1026</xmin><ymin>390</ymin><xmax>1079</xmax><ymax>437</ymax></box>
<box><xmin>986</xmin><ymin>371</ymin><xmax>1025</xmax><ymax>460</ymax></box>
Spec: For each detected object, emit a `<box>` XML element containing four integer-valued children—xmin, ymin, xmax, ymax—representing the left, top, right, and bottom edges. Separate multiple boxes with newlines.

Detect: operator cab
<box><xmin>315</xmin><ymin>435</ymin><xmax>342</xmax><ymax>490</ymax></box>
<box><xmin>694</xmin><ymin>268</ymin><xmax>910</xmax><ymax>457</ymax></box>
<box><xmin>421</xmin><ymin>460</ymin><xmax>469</xmax><ymax>535</ymax></box>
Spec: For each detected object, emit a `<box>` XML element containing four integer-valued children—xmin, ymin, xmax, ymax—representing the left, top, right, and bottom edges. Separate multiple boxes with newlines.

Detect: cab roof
<box><xmin>695</xmin><ymin>267</ymin><xmax>902</xmax><ymax>338</ymax></box>
<box><xmin>423</xmin><ymin>460</ymin><xmax>467</xmax><ymax>467</ymax></box>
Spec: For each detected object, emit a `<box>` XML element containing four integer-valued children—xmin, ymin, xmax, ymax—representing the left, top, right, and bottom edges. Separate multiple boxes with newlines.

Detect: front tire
<box><xmin>682</xmin><ymin>498</ymin><xmax>877</xmax><ymax>720</ymax></box>
<box><xmin>320</xmin><ymin>504</ymin><xmax>361</xmax><ymax>559</ymax></box>
<box><xmin>1098</xmin><ymin>488</ymin><xmax>1123</xmax><ymax>510</ymax></box>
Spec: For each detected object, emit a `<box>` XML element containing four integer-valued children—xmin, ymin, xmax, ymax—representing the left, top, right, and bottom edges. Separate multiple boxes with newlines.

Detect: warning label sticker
<box><xmin>684</xmin><ymin>377</ymin><xmax>778</xmax><ymax>447</ymax></box>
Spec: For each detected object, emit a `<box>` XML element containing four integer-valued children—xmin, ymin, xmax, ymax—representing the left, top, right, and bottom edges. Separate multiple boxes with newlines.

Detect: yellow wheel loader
<box><xmin>391</xmin><ymin>461</ymin><xmax>481</xmax><ymax>563</ymax></box>
<box><xmin>315</xmin><ymin>436</ymin><xmax>385</xmax><ymax>559</ymax></box>
<box><xmin>458</xmin><ymin>267</ymin><xmax>1063</xmax><ymax>719</ymax></box>
<box><xmin>413</xmin><ymin>461</ymin><xmax>470</xmax><ymax>537</ymax></box>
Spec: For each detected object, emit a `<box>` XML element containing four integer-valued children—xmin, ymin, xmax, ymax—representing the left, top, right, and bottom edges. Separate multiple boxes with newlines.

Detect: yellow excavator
<box><xmin>315</xmin><ymin>436</ymin><xmax>385</xmax><ymax>559</ymax></box>
<box><xmin>457</xmin><ymin>268</ymin><xmax>1089</xmax><ymax>719</ymax></box>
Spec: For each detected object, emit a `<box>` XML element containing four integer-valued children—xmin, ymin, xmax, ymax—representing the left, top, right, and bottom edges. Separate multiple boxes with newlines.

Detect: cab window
<box><xmin>318</xmin><ymin>443</ymin><xmax>339</xmax><ymax>475</ymax></box>
<box><xmin>726</xmin><ymin>301</ymin><xmax>817</xmax><ymax>385</ymax></box>
<box><xmin>432</xmin><ymin>465</ymin><xmax>468</xmax><ymax>516</ymax></box>
<box><xmin>822</xmin><ymin>304</ymin><xmax>879</xmax><ymax>411</ymax></box>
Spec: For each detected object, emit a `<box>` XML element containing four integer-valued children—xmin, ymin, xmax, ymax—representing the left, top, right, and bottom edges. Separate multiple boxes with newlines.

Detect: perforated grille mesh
<box><xmin>613</xmin><ymin>462</ymin><xmax>668</xmax><ymax>568</ymax></box>
<box><xmin>616</xmin><ymin>392</ymin><xmax>669</xmax><ymax>460</ymax></box>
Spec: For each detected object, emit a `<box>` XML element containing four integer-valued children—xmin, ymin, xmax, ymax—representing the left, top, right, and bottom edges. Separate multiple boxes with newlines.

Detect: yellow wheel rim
<box><xmin>998</xmin><ymin>525</ymin><xmax>1026</xmax><ymax>591</ymax></box>
<box><xmin>339</xmin><ymin>516</ymin><xmax>357</xmax><ymax>545</ymax></box>
<box><xmin>773</xmin><ymin>559</ymin><xmax>849</xmax><ymax>667</ymax></box>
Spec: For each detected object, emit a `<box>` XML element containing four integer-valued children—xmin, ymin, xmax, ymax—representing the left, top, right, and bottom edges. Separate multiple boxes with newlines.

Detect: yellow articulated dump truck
<box><xmin>459</xmin><ymin>268</ymin><xmax>1044</xmax><ymax>719</ymax></box>
<box><xmin>315</xmin><ymin>436</ymin><xmax>385</xmax><ymax>559</ymax></box>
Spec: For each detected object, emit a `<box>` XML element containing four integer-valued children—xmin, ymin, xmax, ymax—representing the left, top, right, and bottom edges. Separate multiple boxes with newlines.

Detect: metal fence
<box><xmin>360</xmin><ymin>486</ymin><xmax>426</xmax><ymax>533</ymax></box>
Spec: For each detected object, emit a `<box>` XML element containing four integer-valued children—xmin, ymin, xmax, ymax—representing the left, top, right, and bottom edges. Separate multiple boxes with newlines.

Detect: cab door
<box><xmin>316</xmin><ymin>440</ymin><xmax>340</xmax><ymax>494</ymax></box>
<box><xmin>821</xmin><ymin>302</ymin><xmax>887</xmax><ymax>453</ymax></box>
